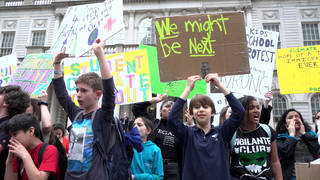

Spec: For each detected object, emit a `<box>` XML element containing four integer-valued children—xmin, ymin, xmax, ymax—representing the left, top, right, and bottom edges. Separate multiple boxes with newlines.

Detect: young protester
<box><xmin>0</xmin><ymin>85</ymin><xmax>30</xmax><ymax>179</ymax></box>
<box><xmin>132</xmin><ymin>93</ymin><xmax>182</xmax><ymax>180</ymax></box>
<box><xmin>219</xmin><ymin>106</ymin><xmax>231</xmax><ymax>126</ymax></box>
<box><xmin>220</xmin><ymin>91</ymin><xmax>273</xmax><ymax>126</ymax></box>
<box><xmin>313</xmin><ymin>111</ymin><xmax>320</xmax><ymax>144</ymax></box>
<box><xmin>276</xmin><ymin>109</ymin><xmax>319</xmax><ymax>180</ymax></box>
<box><xmin>167</xmin><ymin>73</ymin><xmax>245</xmax><ymax>180</ymax></box>
<box><xmin>184</xmin><ymin>109</ymin><xmax>195</xmax><ymax>127</ymax></box>
<box><xmin>53</xmin><ymin>123</ymin><xmax>69</xmax><ymax>156</ymax></box>
<box><xmin>229</xmin><ymin>96</ymin><xmax>282</xmax><ymax>180</ymax></box>
<box><xmin>131</xmin><ymin>116</ymin><xmax>163</xmax><ymax>180</ymax></box>
<box><xmin>52</xmin><ymin>39</ymin><xmax>115</xmax><ymax>179</ymax></box>
<box><xmin>25</xmin><ymin>91</ymin><xmax>52</xmax><ymax>143</ymax></box>
<box><xmin>4</xmin><ymin>113</ymin><xmax>59</xmax><ymax>180</ymax></box>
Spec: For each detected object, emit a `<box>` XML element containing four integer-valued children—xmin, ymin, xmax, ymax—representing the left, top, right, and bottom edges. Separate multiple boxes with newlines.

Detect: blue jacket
<box><xmin>168</xmin><ymin>93</ymin><xmax>245</xmax><ymax>180</ymax></box>
<box><xmin>131</xmin><ymin>140</ymin><xmax>164</xmax><ymax>180</ymax></box>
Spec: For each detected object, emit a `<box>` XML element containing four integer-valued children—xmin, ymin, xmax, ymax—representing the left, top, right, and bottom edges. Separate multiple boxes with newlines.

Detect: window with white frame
<box><xmin>272</xmin><ymin>94</ymin><xmax>287</xmax><ymax>122</ymax></box>
<box><xmin>0</xmin><ymin>31</ymin><xmax>15</xmax><ymax>57</ymax></box>
<box><xmin>302</xmin><ymin>23</ymin><xmax>320</xmax><ymax>46</ymax></box>
<box><xmin>31</xmin><ymin>30</ymin><xmax>46</xmax><ymax>46</ymax></box>
<box><xmin>138</xmin><ymin>18</ymin><xmax>155</xmax><ymax>45</ymax></box>
<box><xmin>263</xmin><ymin>24</ymin><xmax>281</xmax><ymax>48</ymax></box>
<box><xmin>106</xmin><ymin>29</ymin><xmax>125</xmax><ymax>45</ymax></box>
<box><xmin>311</xmin><ymin>93</ymin><xmax>320</xmax><ymax>120</ymax></box>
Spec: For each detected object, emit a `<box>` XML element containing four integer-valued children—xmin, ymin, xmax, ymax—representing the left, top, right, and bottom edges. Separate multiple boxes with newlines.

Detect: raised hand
<box><xmin>298</xmin><ymin>119</ymin><xmax>305</xmax><ymax>135</ymax></box>
<box><xmin>287</xmin><ymin>119</ymin><xmax>296</xmax><ymax>137</ymax></box>
<box><xmin>92</xmin><ymin>38</ymin><xmax>106</xmax><ymax>59</ymax></box>
<box><xmin>150</xmin><ymin>90</ymin><xmax>168</xmax><ymax>104</ymax></box>
<box><xmin>54</xmin><ymin>47</ymin><xmax>68</xmax><ymax>64</ymax></box>
<box><xmin>8</xmin><ymin>138</ymin><xmax>30</xmax><ymax>160</ymax></box>
<box><xmin>38</xmin><ymin>91</ymin><xmax>48</xmax><ymax>103</ymax></box>
<box><xmin>186</xmin><ymin>75</ymin><xmax>202</xmax><ymax>92</ymax></box>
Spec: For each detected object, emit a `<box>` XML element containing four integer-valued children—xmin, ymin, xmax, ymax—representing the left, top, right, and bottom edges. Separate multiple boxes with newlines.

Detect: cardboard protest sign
<box><xmin>154</xmin><ymin>12</ymin><xmax>249</xmax><ymax>82</ymax></box>
<box><xmin>139</xmin><ymin>44</ymin><xmax>206</xmax><ymax>99</ymax></box>
<box><xmin>64</xmin><ymin>49</ymin><xmax>152</xmax><ymax>105</ymax></box>
<box><xmin>9</xmin><ymin>53</ymin><xmax>54</xmax><ymax>97</ymax></box>
<box><xmin>50</xmin><ymin>0</ymin><xmax>124</xmax><ymax>57</ymax></box>
<box><xmin>0</xmin><ymin>53</ymin><xmax>17</xmax><ymax>87</ymax></box>
<box><xmin>276</xmin><ymin>45</ymin><xmax>320</xmax><ymax>94</ymax></box>
<box><xmin>221</xmin><ymin>27</ymin><xmax>279</xmax><ymax>99</ymax></box>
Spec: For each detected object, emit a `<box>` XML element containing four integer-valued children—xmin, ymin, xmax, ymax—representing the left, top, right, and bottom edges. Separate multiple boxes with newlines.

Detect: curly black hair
<box><xmin>5</xmin><ymin>113</ymin><xmax>41</xmax><ymax>138</ymax></box>
<box><xmin>276</xmin><ymin>108</ymin><xmax>312</xmax><ymax>134</ymax></box>
<box><xmin>0</xmin><ymin>85</ymin><xmax>30</xmax><ymax>118</ymax></box>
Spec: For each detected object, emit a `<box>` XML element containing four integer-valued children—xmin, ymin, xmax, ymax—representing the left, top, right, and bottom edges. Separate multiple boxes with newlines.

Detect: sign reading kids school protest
<box><xmin>154</xmin><ymin>12</ymin><xmax>250</xmax><ymax>82</ymax></box>
<box><xmin>0</xmin><ymin>53</ymin><xmax>17</xmax><ymax>87</ymax></box>
<box><xmin>9</xmin><ymin>53</ymin><xmax>54</xmax><ymax>97</ymax></box>
<box><xmin>276</xmin><ymin>45</ymin><xmax>320</xmax><ymax>94</ymax></box>
<box><xmin>50</xmin><ymin>0</ymin><xmax>124</xmax><ymax>57</ymax></box>
<box><xmin>220</xmin><ymin>27</ymin><xmax>279</xmax><ymax>99</ymax></box>
<box><xmin>64</xmin><ymin>49</ymin><xmax>152</xmax><ymax>105</ymax></box>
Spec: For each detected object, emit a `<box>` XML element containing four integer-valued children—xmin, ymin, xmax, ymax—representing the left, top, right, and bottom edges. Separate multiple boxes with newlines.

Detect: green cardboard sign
<box><xmin>139</xmin><ymin>44</ymin><xmax>206</xmax><ymax>99</ymax></box>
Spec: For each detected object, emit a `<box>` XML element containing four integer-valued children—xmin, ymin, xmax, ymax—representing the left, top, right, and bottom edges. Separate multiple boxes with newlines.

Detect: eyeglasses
<box><xmin>316</xmin><ymin>116</ymin><xmax>320</xmax><ymax>120</ymax></box>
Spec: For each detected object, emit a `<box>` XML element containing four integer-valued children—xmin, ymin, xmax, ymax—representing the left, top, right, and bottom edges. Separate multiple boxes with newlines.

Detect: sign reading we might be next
<box><xmin>154</xmin><ymin>12</ymin><xmax>250</xmax><ymax>82</ymax></box>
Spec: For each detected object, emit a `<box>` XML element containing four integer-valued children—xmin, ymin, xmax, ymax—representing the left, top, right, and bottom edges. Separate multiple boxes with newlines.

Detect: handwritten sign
<box><xmin>139</xmin><ymin>44</ymin><xmax>206</xmax><ymax>99</ymax></box>
<box><xmin>64</xmin><ymin>49</ymin><xmax>152</xmax><ymax>105</ymax></box>
<box><xmin>50</xmin><ymin>0</ymin><xmax>124</xmax><ymax>57</ymax></box>
<box><xmin>0</xmin><ymin>53</ymin><xmax>17</xmax><ymax>87</ymax></box>
<box><xmin>276</xmin><ymin>45</ymin><xmax>320</xmax><ymax>94</ymax></box>
<box><xmin>154</xmin><ymin>12</ymin><xmax>249</xmax><ymax>82</ymax></box>
<box><xmin>9</xmin><ymin>53</ymin><xmax>54</xmax><ymax>97</ymax></box>
<box><xmin>221</xmin><ymin>27</ymin><xmax>279</xmax><ymax>99</ymax></box>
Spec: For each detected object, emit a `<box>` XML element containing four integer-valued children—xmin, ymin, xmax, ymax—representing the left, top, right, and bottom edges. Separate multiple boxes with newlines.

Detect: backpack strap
<box><xmin>73</xmin><ymin>110</ymin><xmax>84</xmax><ymax>121</ymax></box>
<box><xmin>38</xmin><ymin>143</ymin><xmax>49</xmax><ymax>166</ymax></box>
<box><xmin>260</xmin><ymin>123</ymin><xmax>271</xmax><ymax>138</ymax></box>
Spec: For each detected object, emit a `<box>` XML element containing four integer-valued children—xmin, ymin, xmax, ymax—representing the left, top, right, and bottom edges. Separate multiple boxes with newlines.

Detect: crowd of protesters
<box><xmin>0</xmin><ymin>39</ymin><xmax>319</xmax><ymax>180</ymax></box>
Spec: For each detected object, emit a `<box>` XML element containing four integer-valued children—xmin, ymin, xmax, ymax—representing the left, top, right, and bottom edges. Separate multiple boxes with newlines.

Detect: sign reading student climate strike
<box><xmin>9</xmin><ymin>53</ymin><xmax>54</xmax><ymax>97</ymax></box>
<box><xmin>0</xmin><ymin>53</ymin><xmax>18</xmax><ymax>87</ymax></box>
<box><xmin>64</xmin><ymin>49</ymin><xmax>152</xmax><ymax>105</ymax></box>
<box><xmin>50</xmin><ymin>0</ymin><xmax>124</xmax><ymax>57</ymax></box>
<box><xmin>276</xmin><ymin>45</ymin><xmax>320</xmax><ymax>94</ymax></box>
<box><xmin>154</xmin><ymin>12</ymin><xmax>250</xmax><ymax>82</ymax></box>
<box><xmin>221</xmin><ymin>27</ymin><xmax>279</xmax><ymax>99</ymax></box>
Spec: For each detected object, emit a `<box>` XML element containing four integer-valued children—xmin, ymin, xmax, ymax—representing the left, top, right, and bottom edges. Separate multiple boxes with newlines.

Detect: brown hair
<box><xmin>189</xmin><ymin>94</ymin><xmax>216</xmax><ymax>115</ymax></box>
<box><xmin>219</xmin><ymin>106</ymin><xmax>230</xmax><ymax>126</ymax></box>
<box><xmin>75</xmin><ymin>72</ymin><xmax>102</xmax><ymax>92</ymax></box>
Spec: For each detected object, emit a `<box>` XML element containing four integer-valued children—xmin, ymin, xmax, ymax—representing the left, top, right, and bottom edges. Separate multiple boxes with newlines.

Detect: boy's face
<box><xmin>192</xmin><ymin>103</ymin><xmax>214</xmax><ymax>126</ymax></box>
<box><xmin>0</xmin><ymin>94</ymin><xmax>7</xmax><ymax>110</ymax></box>
<box><xmin>134</xmin><ymin>118</ymin><xmax>151</xmax><ymax>140</ymax></box>
<box><xmin>10</xmin><ymin>129</ymin><xmax>31</xmax><ymax>148</ymax></box>
<box><xmin>161</xmin><ymin>101</ymin><xmax>173</xmax><ymax>120</ymax></box>
<box><xmin>76</xmin><ymin>83</ymin><xmax>101</xmax><ymax>110</ymax></box>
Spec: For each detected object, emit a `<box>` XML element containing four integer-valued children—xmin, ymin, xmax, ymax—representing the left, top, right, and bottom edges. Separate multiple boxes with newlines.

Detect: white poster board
<box><xmin>220</xmin><ymin>27</ymin><xmax>279</xmax><ymax>99</ymax></box>
<box><xmin>0</xmin><ymin>53</ymin><xmax>17</xmax><ymax>87</ymax></box>
<box><xmin>50</xmin><ymin>0</ymin><xmax>124</xmax><ymax>57</ymax></box>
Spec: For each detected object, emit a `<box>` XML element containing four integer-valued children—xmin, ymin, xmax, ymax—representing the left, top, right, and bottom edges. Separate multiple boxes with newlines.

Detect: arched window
<box><xmin>272</xmin><ymin>94</ymin><xmax>287</xmax><ymax>122</ymax></box>
<box><xmin>311</xmin><ymin>93</ymin><xmax>320</xmax><ymax>119</ymax></box>
<box><xmin>138</xmin><ymin>18</ymin><xmax>155</xmax><ymax>45</ymax></box>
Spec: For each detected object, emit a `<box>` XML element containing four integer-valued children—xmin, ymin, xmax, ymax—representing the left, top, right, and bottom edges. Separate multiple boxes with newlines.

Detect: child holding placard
<box><xmin>167</xmin><ymin>73</ymin><xmax>245</xmax><ymax>180</ymax></box>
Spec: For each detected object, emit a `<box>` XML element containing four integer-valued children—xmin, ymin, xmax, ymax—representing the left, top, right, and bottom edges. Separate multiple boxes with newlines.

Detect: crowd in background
<box><xmin>0</xmin><ymin>39</ymin><xmax>319</xmax><ymax>180</ymax></box>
